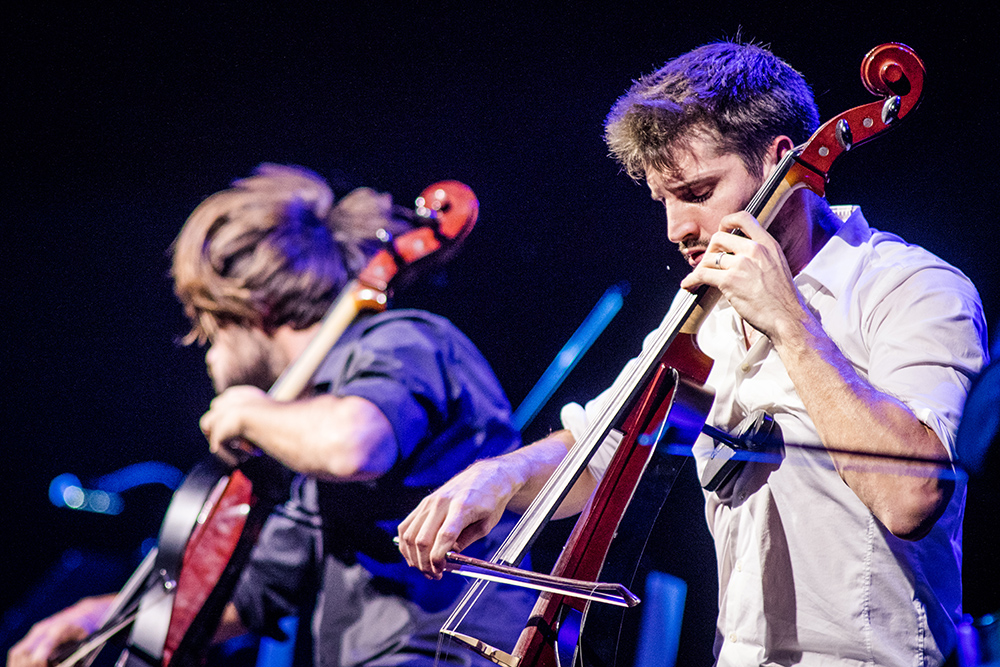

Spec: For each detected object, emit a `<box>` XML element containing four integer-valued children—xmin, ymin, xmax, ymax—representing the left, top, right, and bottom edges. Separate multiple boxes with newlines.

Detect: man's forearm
<box><xmin>503</xmin><ymin>429</ymin><xmax>597</xmax><ymax>519</ymax></box>
<box><xmin>773</xmin><ymin>312</ymin><xmax>952</xmax><ymax>539</ymax></box>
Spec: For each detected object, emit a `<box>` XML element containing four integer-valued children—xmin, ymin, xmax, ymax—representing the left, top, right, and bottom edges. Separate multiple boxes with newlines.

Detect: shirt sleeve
<box><xmin>861</xmin><ymin>259</ymin><xmax>988</xmax><ymax>458</ymax></box>
<box><xmin>320</xmin><ymin>314</ymin><xmax>452</xmax><ymax>461</ymax></box>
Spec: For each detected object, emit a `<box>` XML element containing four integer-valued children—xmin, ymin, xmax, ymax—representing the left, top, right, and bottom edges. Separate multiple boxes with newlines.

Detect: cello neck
<box><xmin>268</xmin><ymin>280</ymin><xmax>383</xmax><ymax>402</ymax></box>
<box><xmin>489</xmin><ymin>143</ymin><xmax>812</xmax><ymax>566</ymax></box>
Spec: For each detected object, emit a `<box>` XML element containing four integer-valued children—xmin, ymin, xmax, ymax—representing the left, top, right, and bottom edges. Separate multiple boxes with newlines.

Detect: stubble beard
<box><xmin>210</xmin><ymin>329</ymin><xmax>286</xmax><ymax>393</ymax></box>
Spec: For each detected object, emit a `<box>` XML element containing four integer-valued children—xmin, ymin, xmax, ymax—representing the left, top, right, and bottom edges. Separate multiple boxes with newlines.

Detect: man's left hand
<box><xmin>680</xmin><ymin>211</ymin><xmax>807</xmax><ymax>344</ymax></box>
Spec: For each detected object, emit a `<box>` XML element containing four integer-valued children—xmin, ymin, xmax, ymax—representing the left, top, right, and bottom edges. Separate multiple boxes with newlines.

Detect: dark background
<box><xmin>4</xmin><ymin>3</ymin><xmax>998</xmax><ymax>665</ymax></box>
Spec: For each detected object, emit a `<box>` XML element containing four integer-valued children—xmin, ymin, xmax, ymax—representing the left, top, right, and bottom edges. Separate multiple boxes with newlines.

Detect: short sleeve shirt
<box><xmin>233</xmin><ymin>310</ymin><xmax>534</xmax><ymax>667</ymax></box>
<box><xmin>561</xmin><ymin>208</ymin><xmax>988</xmax><ymax>666</ymax></box>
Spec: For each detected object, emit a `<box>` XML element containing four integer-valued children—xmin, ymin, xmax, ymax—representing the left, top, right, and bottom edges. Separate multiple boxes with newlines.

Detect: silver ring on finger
<box><xmin>715</xmin><ymin>251</ymin><xmax>726</xmax><ymax>268</ymax></box>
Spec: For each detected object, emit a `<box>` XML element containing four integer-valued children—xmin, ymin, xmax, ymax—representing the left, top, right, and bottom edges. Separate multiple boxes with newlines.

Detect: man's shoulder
<box><xmin>832</xmin><ymin>207</ymin><xmax>979</xmax><ymax>298</ymax></box>
<box><xmin>864</xmin><ymin>230</ymin><xmax>978</xmax><ymax>297</ymax></box>
<box><xmin>348</xmin><ymin>309</ymin><xmax>490</xmax><ymax>363</ymax></box>
<box><xmin>362</xmin><ymin>307</ymin><xmax>452</xmax><ymax>328</ymax></box>
<box><xmin>353</xmin><ymin>308</ymin><xmax>459</xmax><ymax>340</ymax></box>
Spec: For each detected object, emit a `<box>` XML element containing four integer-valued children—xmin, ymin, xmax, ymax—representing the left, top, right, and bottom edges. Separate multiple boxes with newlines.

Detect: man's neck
<box><xmin>773</xmin><ymin>190</ymin><xmax>840</xmax><ymax>276</ymax></box>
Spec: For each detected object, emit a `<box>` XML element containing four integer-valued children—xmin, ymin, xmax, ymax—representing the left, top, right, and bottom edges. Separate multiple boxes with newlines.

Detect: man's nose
<box><xmin>665</xmin><ymin>203</ymin><xmax>701</xmax><ymax>245</ymax></box>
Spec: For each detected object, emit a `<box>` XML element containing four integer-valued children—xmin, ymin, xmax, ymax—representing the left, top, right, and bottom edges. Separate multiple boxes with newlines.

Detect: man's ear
<box><xmin>769</xmin><ymin>135</ymin><xmax>796</xmax><ymax>165</ymax></box>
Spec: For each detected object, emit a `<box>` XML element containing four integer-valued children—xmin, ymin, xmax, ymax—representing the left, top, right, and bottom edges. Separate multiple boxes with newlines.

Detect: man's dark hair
<box><xmin>605</xmin><ymin>41</ymin><xmax>820</xmax><ymax>179</ymax></box>
<box><xmin>171</xmin><ymin>164</ymin><xmax>410</xmax><ymax>345</ymax></box>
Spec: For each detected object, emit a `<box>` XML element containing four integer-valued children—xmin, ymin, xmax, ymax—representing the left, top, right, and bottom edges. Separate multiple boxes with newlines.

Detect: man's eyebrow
<box><xmin>677</xmin><ymin>172</ymin><xmax>721</xmax><ymax>188</ymax></box>
<box><xmin>653</xmin><ymin>172</ymin><xmax>719</xmax><ymax>197</ymax></box>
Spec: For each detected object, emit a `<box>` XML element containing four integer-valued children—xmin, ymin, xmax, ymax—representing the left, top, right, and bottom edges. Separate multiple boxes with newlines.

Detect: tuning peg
<box><xmin>835</xmin><ymin>118</ymin><xmax>853</xmax><ymax>151</ymax></box>
<box><xmin>882</xmin><ymin>95</ymin><xmax>902</xmax><ymax>124</ymax></box>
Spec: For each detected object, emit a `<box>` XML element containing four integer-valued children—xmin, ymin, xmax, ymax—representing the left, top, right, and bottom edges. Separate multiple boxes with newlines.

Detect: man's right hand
<box><xmin>397</xmin><ymin>456</ymin><xmax>523</xmax><ymax>579</ymax></box>
<box><xmin>7</xmin><ymin>595</ymin><xmax>114</xmax><ymax>667</ymax></box>
<box><xmin>397</xmin><ymin>431</ymin><xmax>588</xmax><ymax>579</ymax></box>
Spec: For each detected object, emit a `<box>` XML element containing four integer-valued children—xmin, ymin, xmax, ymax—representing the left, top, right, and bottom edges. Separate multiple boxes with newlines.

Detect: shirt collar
<box><xmin>708</xmin><ymin>205</ymin><xmax>870</xmax><ymax>328</ymax></box>
<box><xmin>796</xmin><ymin>205</ymin><xmax>870</xmax><ymax>300</ymax></box>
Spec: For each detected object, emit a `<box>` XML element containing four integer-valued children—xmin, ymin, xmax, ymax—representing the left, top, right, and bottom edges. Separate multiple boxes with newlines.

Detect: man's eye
<box><xmin>689</xmin><ymin>190</ymin><xmax>712</xmax><ymax>203</ymax></box>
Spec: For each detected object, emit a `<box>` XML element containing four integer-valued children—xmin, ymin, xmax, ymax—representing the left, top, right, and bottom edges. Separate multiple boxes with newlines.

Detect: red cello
<box><xmin>53</xmin><ymin>181</ymin><xmax>479</xmax><ymax>667</ymax></box>
<box><xmin>437</xmin><ymin>43</ymin><xmax>926</xmax><ymax>667</ymax></box>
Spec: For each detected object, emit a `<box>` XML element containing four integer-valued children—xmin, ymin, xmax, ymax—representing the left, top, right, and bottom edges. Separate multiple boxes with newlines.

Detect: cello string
<box><xmin>437</xmin><ymin>285</ymin><xmax>632</xmax><ymax>649</ymax></box>
<box><xmin>53</xmin><ymin>574</ymin><xmax>173</xmax><ymax>667</ymax></box>
<box><xmin>495</xmin><ymin>289</ymin><xmax>697</xmax><ymax>561</ymax></box>
<box><xmin>500</xmin><ymin>143</ymin><xmax>890</xmax><ymax>560</ymax></box>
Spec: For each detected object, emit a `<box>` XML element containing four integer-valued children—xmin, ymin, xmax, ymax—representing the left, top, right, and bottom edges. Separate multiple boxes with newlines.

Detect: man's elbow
<box><xmin>882</xmin><ymin>478</ymin><xmax>955</xmax><ymax>541</ymax></box>
<box><xmin>327</xmin><ymin>442</ymin><xmax>396</xmax><ymax>480</ymax></box>
<box><xmin>312</xmin><ymin>397</ymin><xmax>398</xmax><ymax>480</ymax></box>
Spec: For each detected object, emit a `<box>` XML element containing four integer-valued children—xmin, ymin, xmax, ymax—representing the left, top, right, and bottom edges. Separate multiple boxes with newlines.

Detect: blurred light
<box><xmin>48</xmin><ymin>461</ymin><xmax>183</xmax><ymax>516</ymax></box>
<box><xmin>49</xmin><ymin>473</ymin><xmax>122</xmax><ymax>515</ymax></box>
<box><xmin>139</xmin><ymin>537</ymin><xmax>158</xmax><ymax>558</ymax></box>
<box><xmin>512</xmin><ymin>282</ymin><xmax>629</xmax><ymax>432</ymax></box>
<box><xmin>63</xmin><ymin>486</ymin><xmax>86</xmax><ymax>509</ymax></box>
<box><xmin>92</xmin><ymin>461</ymin><xmax>184</xmax><ymax>493</ymax></box>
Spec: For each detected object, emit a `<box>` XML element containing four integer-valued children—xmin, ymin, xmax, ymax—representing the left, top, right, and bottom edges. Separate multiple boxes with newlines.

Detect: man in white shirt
<box><xmin>397</xmin><ymin>41</ymin><xmax>988</xmax><ymax>665</ymax></box>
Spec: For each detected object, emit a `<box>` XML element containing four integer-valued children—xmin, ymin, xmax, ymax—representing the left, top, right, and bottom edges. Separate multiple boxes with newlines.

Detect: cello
<box><xmin>52</xmin><ymin>180</ymin><xmax>479</xmax><ymax>667</ymax></box>
<box><xmin>433</xmin><ymin>43</ymin><xmax>927</xmax><ymax>667</ymax></box>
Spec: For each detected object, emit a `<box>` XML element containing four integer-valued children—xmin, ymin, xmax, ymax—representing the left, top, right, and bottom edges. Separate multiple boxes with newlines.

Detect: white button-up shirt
<box><xmin>563</xmin><ymin>207</ymin><xmax>988</xmax><ymax>666</ymax></box>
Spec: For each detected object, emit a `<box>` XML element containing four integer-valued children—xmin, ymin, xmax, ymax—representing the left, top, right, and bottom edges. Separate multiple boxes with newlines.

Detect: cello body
<box><xmin>513</xmin><ymin>336</ymin><xmax>715</xmax><ymax>667</ymax></box>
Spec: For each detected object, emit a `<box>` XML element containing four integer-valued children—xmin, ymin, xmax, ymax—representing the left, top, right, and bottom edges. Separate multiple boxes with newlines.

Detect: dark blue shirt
<box><xmin>232</xmin><ymin>310</ymin><xmax>533</xmax><ymax>667</ymax></box>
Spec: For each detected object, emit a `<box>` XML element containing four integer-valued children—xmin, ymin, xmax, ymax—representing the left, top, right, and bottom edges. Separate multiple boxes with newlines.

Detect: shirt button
<box><xmin>728</xmin><ymin>632</ymin><xmax>737</xmax><ymax>643</ymax></box>
<box><xmin>740</xmin><ymin>362</ymin><xmax>750</xmax><ymax>373</ymax></box>
<box><xmin>735</xmin><ymin>560</ymin><xmax>743</xmax><ymax>572</ymax></box>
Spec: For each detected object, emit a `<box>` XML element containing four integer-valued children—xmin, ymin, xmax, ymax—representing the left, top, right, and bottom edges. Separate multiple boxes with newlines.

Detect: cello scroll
<box><xmin>795</xmin><ymin>43</ymin><xmax>925</xmax><ymax>182</ymax></box>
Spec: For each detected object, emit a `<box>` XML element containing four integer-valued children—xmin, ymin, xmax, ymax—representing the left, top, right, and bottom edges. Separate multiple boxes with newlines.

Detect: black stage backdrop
<box><xmin>4</xmin><ymin>4</ymin><xmax>998</xmax><ymax>666</ymax></box>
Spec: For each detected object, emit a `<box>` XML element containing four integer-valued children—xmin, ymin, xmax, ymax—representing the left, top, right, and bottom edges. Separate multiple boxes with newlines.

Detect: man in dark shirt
<box><xmin>9</xmin><ymin>164</ymin><xmax>532</xmax><ymax>667</ymax></box>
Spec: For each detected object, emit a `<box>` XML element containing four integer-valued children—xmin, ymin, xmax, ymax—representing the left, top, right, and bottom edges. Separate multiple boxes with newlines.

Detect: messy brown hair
<box><xmin>171</xmin><ymin>164</ymin><xmax>410</xmax><ymax>345</ymax></box>
<box><xmin>605</xmin><ymin>41</ymin><xmax>820</xmax><ymax>180</ymax></box>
